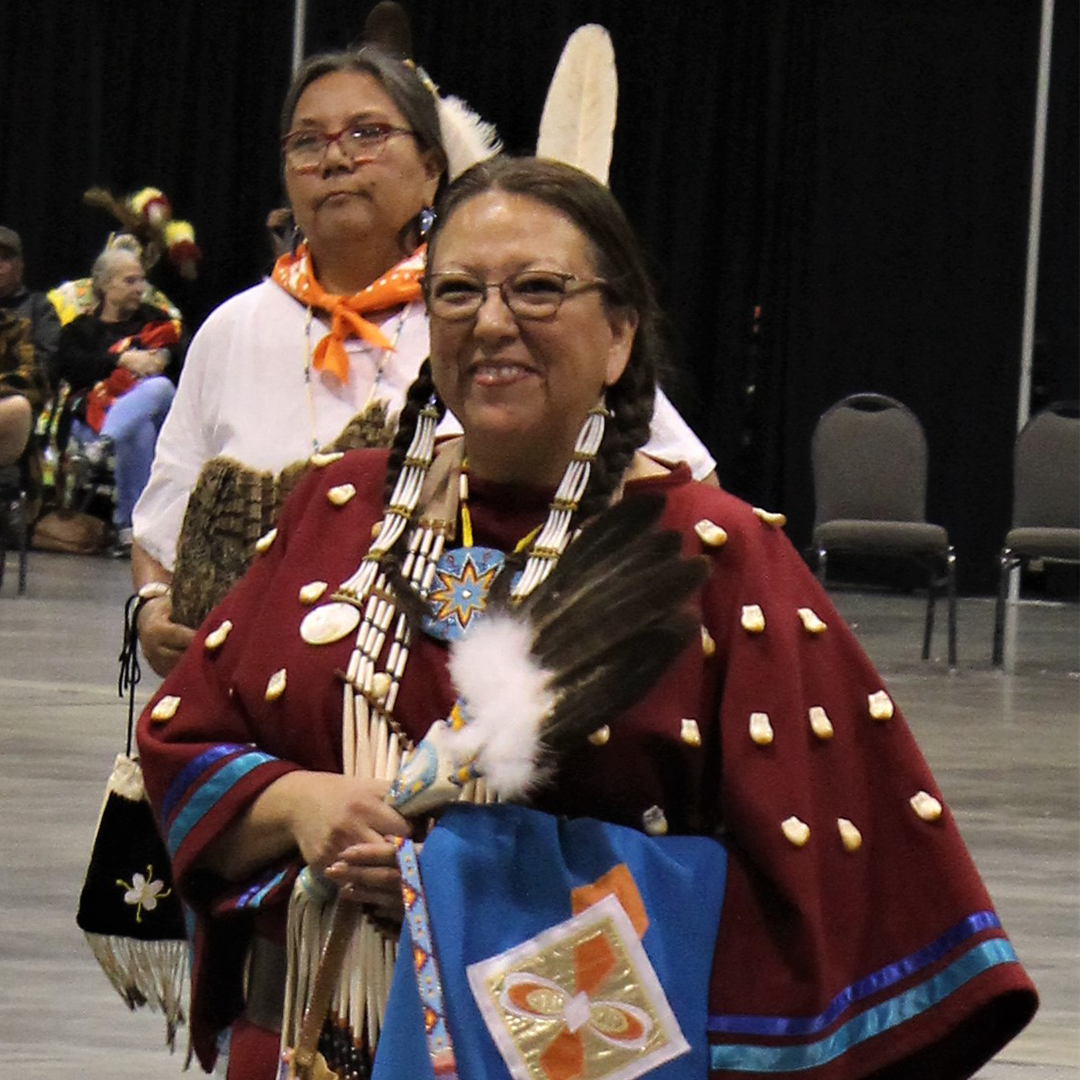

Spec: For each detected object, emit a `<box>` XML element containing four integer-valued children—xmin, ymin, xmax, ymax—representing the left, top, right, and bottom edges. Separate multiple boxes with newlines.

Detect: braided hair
<box><xmin>421</xmin><ymin>156</ymin><xmax>667</xmax><ymax>522</ymax></box>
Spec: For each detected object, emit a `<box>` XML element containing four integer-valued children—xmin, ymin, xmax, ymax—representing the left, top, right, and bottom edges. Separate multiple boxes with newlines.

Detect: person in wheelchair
<box><xmin>54</xmin><ymin>236</ymin><xmax>186</xmax><ymax>555</ymax></box>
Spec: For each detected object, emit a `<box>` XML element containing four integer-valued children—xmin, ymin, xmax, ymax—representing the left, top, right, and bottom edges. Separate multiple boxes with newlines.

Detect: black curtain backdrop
<box><xmin>2</xmin><ymin>1</ymin><xmax>1076</xmax><ymax>592</ymax></box>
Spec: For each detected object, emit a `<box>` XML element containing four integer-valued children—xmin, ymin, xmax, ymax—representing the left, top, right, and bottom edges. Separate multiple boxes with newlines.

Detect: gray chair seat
<box><xmin>1004</xmin><ymin>527</ymin><xmax>1080</xmax><ymax>562</ymax></box>
<box><xmin>814</xmin><ymin>520</ymin><xmax>949</xmax><ymax>556</ymax></box>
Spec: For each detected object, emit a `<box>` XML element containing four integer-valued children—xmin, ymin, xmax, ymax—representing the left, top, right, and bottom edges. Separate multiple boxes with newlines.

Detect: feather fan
<box><xmin>389</xmin><ymin>496</ymin><xmax>706</xmax><ymax>812</ymax></box>
<box><xmin>536</xmin><ymin>24</ymin><xmax>618</xmax><ymax>185</ymax></box>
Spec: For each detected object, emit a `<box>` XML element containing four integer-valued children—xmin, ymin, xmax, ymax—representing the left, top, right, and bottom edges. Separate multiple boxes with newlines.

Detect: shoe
<box><xmin>109</xmin><ymin>526</ymin><xmax>133</xmax><ymax>559</ymax></box>
<box><xmin>84</xmin><ymin>436</ymin><xmax>114</xmax><ymax>469</ymax></box>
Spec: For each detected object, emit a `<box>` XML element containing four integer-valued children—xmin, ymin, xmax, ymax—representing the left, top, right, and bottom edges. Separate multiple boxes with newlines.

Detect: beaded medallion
<box><xmin>422</xmin><ymin>546</ymin><xmax>506</xmax><ymax>642</ymax></box>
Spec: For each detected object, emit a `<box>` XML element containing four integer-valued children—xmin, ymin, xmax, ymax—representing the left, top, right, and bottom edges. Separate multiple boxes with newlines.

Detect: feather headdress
<box><xmin>536</xmin><ymin>24</ymin><xmax>618</xmax><ymax>185</ymax></box>
<box><xmin>435</xmin><ymin>93</ymin><xmax>503</xmax><ymax>181</ymax></box>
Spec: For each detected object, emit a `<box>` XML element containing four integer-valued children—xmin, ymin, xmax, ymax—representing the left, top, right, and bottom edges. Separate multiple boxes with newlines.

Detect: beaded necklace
<box><xmin>284</xmin><ymin>401</ymin><xmax>610</xmax><ymax>1059</ymax></box>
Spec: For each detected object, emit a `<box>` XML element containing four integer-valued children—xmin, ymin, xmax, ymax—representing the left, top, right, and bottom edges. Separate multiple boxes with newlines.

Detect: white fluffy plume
<box><xmin>536</xmin><ymin>24</ymin><xmax>618</xmax><ymax>185</ymax></box>
<box><xmin>446</xmin><ymin>613</ymin><xmax>555</xmax><ymax>800</ymax></box>
<box><xmin>437</xmin><ymin>94</ymin><xmax>502</xmax><ymax>181</ymax></box>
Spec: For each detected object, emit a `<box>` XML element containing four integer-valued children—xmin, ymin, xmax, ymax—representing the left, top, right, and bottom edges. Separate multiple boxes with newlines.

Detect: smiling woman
<box><xmin>138</xmin><ymin>157</ymin><xmax>1035</xmax><ymax>1080</ymax></box>
<box><xmin>427</xmin><ymin>190</ymin><xmax>637</xmax><ymax>486</ymax></box>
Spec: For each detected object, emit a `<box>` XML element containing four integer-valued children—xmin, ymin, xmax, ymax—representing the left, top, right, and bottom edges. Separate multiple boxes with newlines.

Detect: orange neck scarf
<box><xmin>271</xmin><ymin>243</ymin><xmax>425</xmax><ymax>382</ymax></box>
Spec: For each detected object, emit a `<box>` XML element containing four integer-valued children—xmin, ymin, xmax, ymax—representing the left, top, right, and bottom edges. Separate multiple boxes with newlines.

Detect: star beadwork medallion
<box><xmin>423</xmin><ymin>547</ymin><xmax>506</xmax><ymax>642</ymax></box>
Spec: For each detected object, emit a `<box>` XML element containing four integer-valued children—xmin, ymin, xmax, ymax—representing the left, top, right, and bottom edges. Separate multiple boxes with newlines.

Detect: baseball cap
<box><xmin>0</xmin><ymin>227</ymin><xmax>22</xmax><ymax>256</ymax></box>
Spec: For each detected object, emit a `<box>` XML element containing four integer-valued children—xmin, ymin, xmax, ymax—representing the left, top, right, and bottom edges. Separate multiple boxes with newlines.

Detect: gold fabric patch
<box><xmin>700</xmin><ymin>625</ymin><xmax>716</xmax><ymax>657</ymax></box>
<box><xmin>310</xmin><ymin>450</ymin><xmax>344</xmax><ymax>467</ymax></box>
<box><xmin>588</xmin><ymin>726</ymin><xmax>611</xmax><ymax>747</ymax></box>
<box><xmin>466</xmin><ymin>894</ymin><xmax>690</xmax><ymax>1080</ymax></box>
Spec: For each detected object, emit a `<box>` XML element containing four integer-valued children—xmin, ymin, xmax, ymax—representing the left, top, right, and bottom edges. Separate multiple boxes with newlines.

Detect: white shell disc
<box><xmin>300</xmin><ymin>602</ymin><xmax>361</xmax><ymax>646</ymax></box>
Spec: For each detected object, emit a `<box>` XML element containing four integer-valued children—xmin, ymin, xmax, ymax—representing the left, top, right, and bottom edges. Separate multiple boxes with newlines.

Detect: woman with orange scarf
<box><xmin>131</xmin><ymin>46</ymin><xmax>716</xmax><ymax>677</ymax></box>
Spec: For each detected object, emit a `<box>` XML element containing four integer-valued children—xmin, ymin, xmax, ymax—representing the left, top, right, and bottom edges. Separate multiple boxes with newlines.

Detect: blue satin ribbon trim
<box><xmin>710</xmin><ymin>910</ymin><xmax>1000</xmax><ymax>1036</ymax></box>
<box><xmin>709</xmin><ymin>938</ymin><xmax>1017</xmax><ymax>1073</ymax></box>
<box><xmin>166</xmin><ymin>749</ymin><xmax>277</xmax><ymax>857</ymax></box>
<box><xmin>234</xmin><ymin>868</ymin><xmax>290</xmax><ymax>910</ymax></box>
<box><xmin>161</xmin><ymin>742</ymin><xmax>250</xmax><ymax>822</ymax></box>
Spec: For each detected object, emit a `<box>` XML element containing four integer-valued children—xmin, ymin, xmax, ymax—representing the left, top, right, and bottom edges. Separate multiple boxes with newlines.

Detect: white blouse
<box><xmin>133</xmin><ymin>280</ymin><xmax>716</xmax><ymax>570</ymax></box>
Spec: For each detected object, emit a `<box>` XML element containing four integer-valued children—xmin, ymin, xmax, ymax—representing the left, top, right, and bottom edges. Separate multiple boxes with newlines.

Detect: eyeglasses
<box><xmin>425</xmin><ymin>270</ymin><xmax>609</xmax><ymax>321</ymax></box>
<box><xmin>281</xmin><ymin>121</ymin><xmax>415</xmax><ymax>172</ymax></box>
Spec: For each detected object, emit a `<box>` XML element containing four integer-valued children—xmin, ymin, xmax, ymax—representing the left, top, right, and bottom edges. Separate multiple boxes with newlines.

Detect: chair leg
<box><xmin>945</xmin><ymin>546</ymin><xmax>957</xmax><ymax>669</ymax></box>
<box><xmin>15</xmin><ymin>492</ymin><xmax>27</xmax><ymax>595</ymax></box>
<box><xmin>992</xmin><ymin>551</ymin><xmax>1015</xmax><ymax>667</ymax></box>
<box><xmin>922</xmin><ymin>563</ymin><xmax>936</xmax><ymax>661</ymax></box>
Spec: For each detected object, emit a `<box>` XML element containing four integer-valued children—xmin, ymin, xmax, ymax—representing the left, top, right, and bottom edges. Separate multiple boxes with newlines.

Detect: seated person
<box><xmin>0</xmin><ymin>308</ymin><xmax>48</xmax><ymax>467</ymax></box>
<box><xmin>54</xmin><ymin>236</ymin><xmax>185</xmax><ymax>554</ymax></box>
<box><xmin>0</xmin><ymin>226</ymin><xmax>60</xmax><ymax>388</ymax></box>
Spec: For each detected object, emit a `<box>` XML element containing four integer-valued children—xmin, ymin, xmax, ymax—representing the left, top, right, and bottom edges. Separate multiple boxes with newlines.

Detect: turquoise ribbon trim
<box><xmin>710</xmin><ymin>938</ymin><xmax>1018</xmax><ymax>1073</ymax></box>
<box><xmin>167</xmin><ymin>750</ymin><xmax>277</xmax><ymax>857</ymax></box>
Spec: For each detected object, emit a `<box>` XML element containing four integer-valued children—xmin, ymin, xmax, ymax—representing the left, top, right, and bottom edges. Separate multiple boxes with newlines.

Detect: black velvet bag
<box><xmin>75</xmin><ymin>594</ymin><xmax>189</xmax><ymax>1049</ymax></box>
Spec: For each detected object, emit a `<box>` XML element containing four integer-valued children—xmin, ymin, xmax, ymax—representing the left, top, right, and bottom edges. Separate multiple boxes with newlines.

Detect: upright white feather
<box><xmin>446</xmin><ymin>613</ymin><xmax>555</xmax><ymax>800</ymax></box>
<box><xmin>437</xmin><ymin>94</ymin><xmax>503</xmax><ymax>181</ymax></box>
<box><xmin>536</xmin><ymin>24</ymin><xmax>618</xmax><ymax>186</ymax></box>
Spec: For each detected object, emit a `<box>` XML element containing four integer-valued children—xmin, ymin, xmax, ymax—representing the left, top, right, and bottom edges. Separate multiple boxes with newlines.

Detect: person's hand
<box><xmin>119</xmin><ymin>348</ymin><xmax>167</xmax><ymax>377</ymax></box>
<box><xmin>287</xmin><ymin>774</ymin><xmax>411</xmax><ymax>921</ymax></box>
<box><xmin>137</xmin><ymin>593</ymin><xmax>196</xmax><ymax>676</ymax></box>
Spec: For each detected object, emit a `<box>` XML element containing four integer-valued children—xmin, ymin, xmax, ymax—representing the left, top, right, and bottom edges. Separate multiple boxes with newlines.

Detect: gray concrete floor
<box><xmin>1</xmin><ymin>551</ymin><xmax>1077</xmax><ymax>1078</ymax></box>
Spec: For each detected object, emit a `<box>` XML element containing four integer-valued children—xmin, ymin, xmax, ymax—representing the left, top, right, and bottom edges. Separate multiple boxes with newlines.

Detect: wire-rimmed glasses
<box><xmin>425</xmin><ymin>270</ymin><xmax>609</xmax><ymax>321</ymax></box>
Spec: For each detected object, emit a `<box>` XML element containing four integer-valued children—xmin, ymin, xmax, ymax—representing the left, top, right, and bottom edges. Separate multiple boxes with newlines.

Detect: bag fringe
<box><xmin>82</xmin><ymin>931</ymin><xmax>188</xmax><ymax>1049</ymax></box>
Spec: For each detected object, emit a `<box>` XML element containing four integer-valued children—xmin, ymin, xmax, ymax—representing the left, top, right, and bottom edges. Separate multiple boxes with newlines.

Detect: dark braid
<box><xmin>382</xmin><ymin>358</ymin><xmax>444</xmax><ymax>507</ymax></box>
<box><xmin>377</xmin><ymin>359</ymin><xmax>446</xmax><ymax>629</ymax></box>
<box><xmin>576</xmin><ymin>343</ymin><xmax>658</xmax><ymax>521</ymax></box>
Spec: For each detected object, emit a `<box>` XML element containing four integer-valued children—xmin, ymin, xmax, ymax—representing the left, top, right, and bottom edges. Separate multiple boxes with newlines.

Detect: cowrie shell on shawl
<box><xmin>150</xmin><ymin>695</ymin><xmax>181</xmax><ymax>723</ymax></box>
<box><xmin>327</xmin><ymin>483</ymin><xmax>356</xmax><ymax>507</ymax></box>
<box><xmin>910</xmin><ymin>791</ymin><xmax>943</xmax><ymax>821</ymax></box>
<box><xmin>204</xmin><ymin>620</ymin><xmax>233</xmax><ymax>651</ymax></box>
<box><xmin>694</xmin><ymin>519</ymin><xmax>728</xmax><ymax>547</ymax></box>
<box><xmin>265</xmin><ymin>668</ymin><xmax>287</xmax><ymax>701</ymax></box>
<box><xmin>254</xmin><ymin>527</ymin><xmax>278</xmax><ymax>553</ymax></box>
<box><xmin>298</xmin><ymin>581</ymin><xmax>328</xmax><ymax>605</ymax></box>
